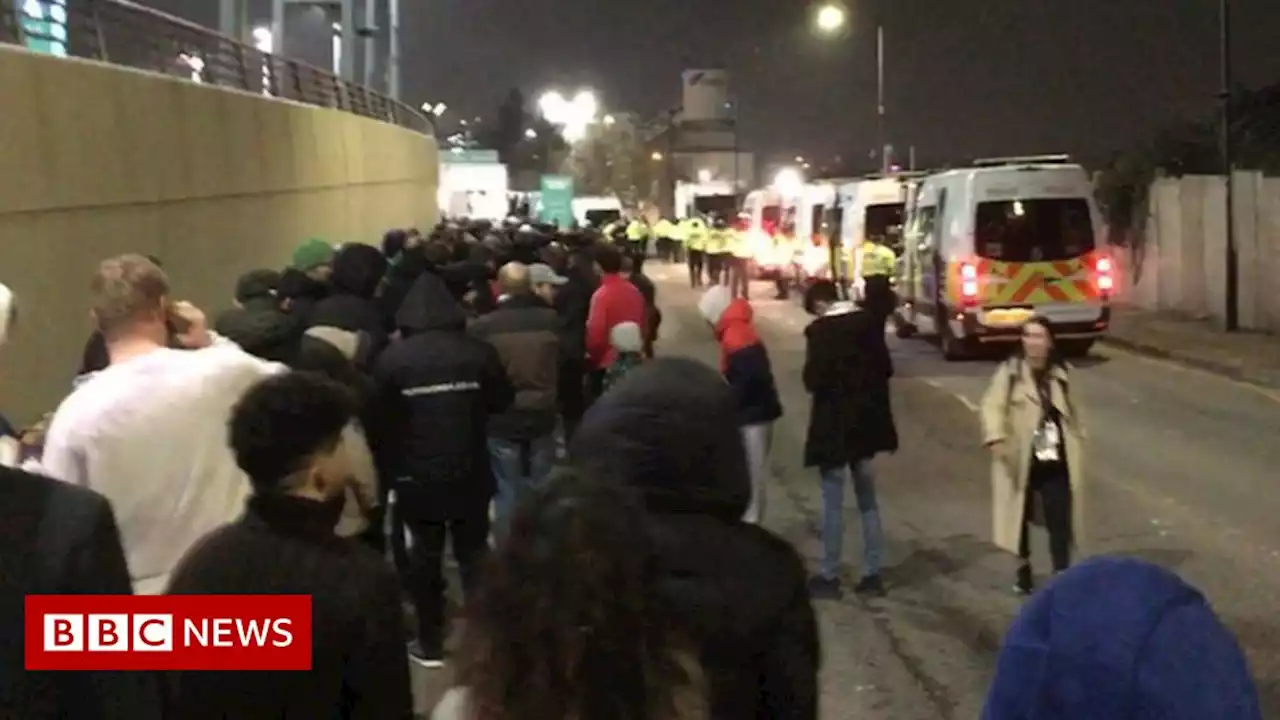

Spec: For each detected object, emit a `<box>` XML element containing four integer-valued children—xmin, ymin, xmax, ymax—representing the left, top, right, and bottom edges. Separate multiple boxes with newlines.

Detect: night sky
<box><xmin>154</xmin><ymin>0</ymin><xmax>1280</xmax><ymax>165</ymax></box>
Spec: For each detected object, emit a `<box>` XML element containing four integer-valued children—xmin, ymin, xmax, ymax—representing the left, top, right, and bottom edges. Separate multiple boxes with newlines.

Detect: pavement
<box><xmin>410</xmin><ymin>268</ymin><xmax>1280</xmax><ymax>717</ymax></box>
<box><xmin>1104</xmin><ymin>305</ymin><xmax>1280</xmax><ymax>390</ymax></box>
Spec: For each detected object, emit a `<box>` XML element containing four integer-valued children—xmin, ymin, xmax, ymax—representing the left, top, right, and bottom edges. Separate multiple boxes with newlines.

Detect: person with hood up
<box><xmin>167</xmin><ymin>372</ymin><xmax>412</xmax><ymax>719</ymax></box>
<box><xmin>982</xmin><ymin>556</ymin><xmax>1261</xmax><ymax>720</ymax></box>
<box><xmin>543</xmin><ymin>245</ymin><xmax>597</xmax><ymax>442</ymax></box>
<box><xmin>307</xmin><ymin>242</ymin><xmax>389</xmax><ymax>363</ymax></box>
<box><xmin>370</xmin><ymin>271</ymin><xmax>514</xmax><ymax>667</ymax></box>
<box><xmin>696</xmin><ymin>286</ymin><xmax>782</xmax><ymax>525</ymax></box>
<box><xmin>572</xmin><ymin>358</ymin><xmax>819</xmax><ymax>719</ymax></box>
<box><xmin>0</xmin><ymin>282</ymin><xmax>164</xmax><ymax>720</ymax></box>
<box><xmin>378</xmin><ymin>228</ymin><xmax>430</xmax><ymax>329</ymax></box>
<box><xmin>214</xmin><ymin>269</ymin><xmax>302</xmax><ymax>363</ymax></box>
<box><xmin>801</xmin><ymin>279</ymin><xmax>897</xmax><ymax>600</ymax></box>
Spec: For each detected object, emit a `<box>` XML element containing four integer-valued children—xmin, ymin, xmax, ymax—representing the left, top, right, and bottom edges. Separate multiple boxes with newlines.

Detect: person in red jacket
<box><xmin>585</xmin><ymin>245</ymin><xmax>646</xmax><ymax>403</ymax></box>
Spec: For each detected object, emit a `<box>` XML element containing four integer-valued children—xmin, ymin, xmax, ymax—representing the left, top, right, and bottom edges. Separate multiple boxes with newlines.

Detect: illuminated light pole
<box><xmin>814</xmin><ymin>2</ymin><xmax>888</xmax><ymax>172</ymax></box>
<box><xmin>1220</xmin><ymin>0</ymin><xmax>1237</xmax><ymax>331</ymax></box>
<box><xmin>538</xmin><ymin>89</ymin><xmax>599</xmax><ymax>143</ymax></box>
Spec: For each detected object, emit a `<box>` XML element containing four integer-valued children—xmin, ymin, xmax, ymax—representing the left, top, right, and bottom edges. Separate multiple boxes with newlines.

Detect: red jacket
<box><xmin>585</xmin><ymin>273</ymin><xmax>646</xmax><ymax>370</ymax></box>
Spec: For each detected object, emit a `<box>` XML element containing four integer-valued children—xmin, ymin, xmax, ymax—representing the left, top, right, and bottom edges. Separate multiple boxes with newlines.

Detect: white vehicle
<box><xmin>894</xmin><ymin>155</ymin><xmax>1113</xmax><ymax>360</ymax></box>
<box><xmin>794</xmin><ymin>182</ymin><xmax>841</xmax><ymax>278</ymax></box>
<box><xmin>572</xmin><ymin>195</ymin><xmax>623</xmax><ymax>229</ymax></box>
<box><xmin>675</xmin><ymin>180</ymin><xmax>738</xmax><ymax>221</ymax></box>
<box><xmin>834</xmin><ymin>174</ymin><xmax>918</xmax><ymax>289</ymax></box>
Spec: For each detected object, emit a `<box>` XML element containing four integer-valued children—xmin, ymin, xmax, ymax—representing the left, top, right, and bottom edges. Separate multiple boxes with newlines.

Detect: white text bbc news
<box><xmin>43</xmin><ymin>614</ymin><xmax>294</xmax><ymax>652</ymax></box>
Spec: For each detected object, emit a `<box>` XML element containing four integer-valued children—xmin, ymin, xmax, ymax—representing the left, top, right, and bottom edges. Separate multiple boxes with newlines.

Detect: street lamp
<box><xmin>813</xmin><ymin>3</ymin><xmax>888</xmax><ymax>172</ymax></box>
<box><xmin>697</xmin><ymin>169</ymin><xmax>713</xmax><ymax>183</ymax></box>
<box><xmin>421</xmin><ymin>102</ymin><xmax>446</xmax><ymax>117</ymax></box>
<box><xmin>772</xmin><ymin>167</ymin><xmax>804</xmax><ymax>196</ymax></box>
<box><xmin>524</xmin><ymin>128</ymin><xmax>538</xmax><ymax>139</ymax></box>
<box><xmin>538</xmin><ymin>89</ymin><xmax>599</xmax><ymax>143</ymax></box>
<box><xmin>651</xmin><ymin>151</ymin><xmax>664</xmax><ymax>162</ymax></box>
<box><xmin>1220</xmin><ymin>0</ymin><xmax>1238</xmax><ymax>331</ymax></box>
<box><xmin>814</xmin><ymin>3</ymin><xmax>846</xmax><ymax>34</ymax></box>
<box><xmin>603</xmin><ymin>114</ymin><xmax>616</xmax><ymax>126</ymax></box>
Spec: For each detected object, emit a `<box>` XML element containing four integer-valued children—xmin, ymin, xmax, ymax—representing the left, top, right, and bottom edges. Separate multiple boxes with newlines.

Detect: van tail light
<box><xmin>960</xmin><ymin>262</ymin><xmax>979</xmax><ymax>304</ymax></box>
<box><xmin>1095</xmin><ymin>255</ymin><xmax>1114</xmax><ymax>294</ymax></box>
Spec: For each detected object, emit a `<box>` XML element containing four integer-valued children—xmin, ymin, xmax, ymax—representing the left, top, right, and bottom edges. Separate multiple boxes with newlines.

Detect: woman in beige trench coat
<box><xmin>980</xmin><ymin>317</ymin><xmax>1086</xmax><ymax>594</ymax></box>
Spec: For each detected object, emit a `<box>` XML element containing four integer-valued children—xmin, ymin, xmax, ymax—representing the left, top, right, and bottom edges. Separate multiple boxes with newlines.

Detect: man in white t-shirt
<box><xmin>41</xmin><ymin>255</ymin><xmax>284</xmax><ymax>594</ymax></box>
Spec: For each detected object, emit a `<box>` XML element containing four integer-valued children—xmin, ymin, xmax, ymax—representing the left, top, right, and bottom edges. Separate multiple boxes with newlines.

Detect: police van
<box><xmin>894</xmin><ymin>155</ymin><xmax>1113</xmax><ymax>360</ymax></box>
<box><xmin>833</xmin><ymin>174</ymin><xmax>919</xmax><ymax>292</ymax></box>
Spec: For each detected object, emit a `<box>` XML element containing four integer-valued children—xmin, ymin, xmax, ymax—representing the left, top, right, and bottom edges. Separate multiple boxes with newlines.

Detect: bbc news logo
<box><xmin>25</xmin><ymin>595</ymin><xmax>311</xmax><ymax>671</ymax></box>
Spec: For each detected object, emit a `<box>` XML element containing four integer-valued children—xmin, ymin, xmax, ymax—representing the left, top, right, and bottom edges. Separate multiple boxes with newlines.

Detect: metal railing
<box><xmin>0</xmin><ymin>0</ymin><xmax>433</xmax><ymax>135</ymax></box>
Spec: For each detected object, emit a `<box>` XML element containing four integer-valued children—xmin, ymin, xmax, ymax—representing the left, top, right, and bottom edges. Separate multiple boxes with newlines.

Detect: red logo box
<box><xmin>25</xmin><ymin>595</ymin><xmax>312</xmax><ymax>671</ymax></box>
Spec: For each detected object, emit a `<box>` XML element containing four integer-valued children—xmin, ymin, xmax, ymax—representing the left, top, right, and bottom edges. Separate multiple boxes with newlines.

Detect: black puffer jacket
<box><xmin>572</xmin><ymin>358</ymin><xmax>819</xmax><ymax>720</ymax></box>
<box><xmin>308</xmin><ymin>244</ymin><xmax>389</xmax><ymax>360</ymax></box>
<box><xmin>370</xmin><ymin>273</ymin><xmax>513</xmax><ymax>519</ymax></box>
<box><xmin>214</xmin><ymin>298</ymin><xmax>302</xmax><ymax>363</ymax></box>
<box><xmin>277</xmin><ymin>268</ymin><xmax>329</xmax><ymax>327</ymax></box>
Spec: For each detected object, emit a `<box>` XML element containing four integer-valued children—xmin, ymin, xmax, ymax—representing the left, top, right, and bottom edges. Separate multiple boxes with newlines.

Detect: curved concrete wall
<box><xmin>0</xmin><ymin>45</ymin><xmax>438</xmax><ymax>422</ymax></box>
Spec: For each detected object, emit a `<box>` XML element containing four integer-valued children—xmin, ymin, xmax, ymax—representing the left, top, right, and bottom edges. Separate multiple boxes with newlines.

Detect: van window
<box><xmin>694</xmin><ymin>195</ymin><xmax>738</xmax><ymax>218</ymax></box>
<box><xmin>975</xmin><ymin>199</ymin><xmax>1095</xmax><ymax>261</ymax></box>
<box><xmin>761</xmin><ymin>205</ymin><xmax>782</xmax><ymax>226</ymax></box>
<box><xmin>865</xmin><ymin>203</ymin><xmax>905</xmax><ymax>252</ymax></box>
<box><xmin>585</xmin><ymin>209</ymin><xmax>620</xmax><ymax>227</ymax></box>
<box><xmin>910</xmin><ymin>206</ymin><xmax>938</xmax><ymax>244</ymax></box>
<box><xmin>810</xmin><ymin>205</ymin><xmax>825</xmax><ymax>235</ymax></box>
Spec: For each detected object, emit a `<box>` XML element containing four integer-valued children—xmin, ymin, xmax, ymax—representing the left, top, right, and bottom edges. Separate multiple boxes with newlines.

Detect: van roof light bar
<box><xmin>971</xmin><ymin>154</ymin><xmax>1073</xmax><ymax>167</ymax></box>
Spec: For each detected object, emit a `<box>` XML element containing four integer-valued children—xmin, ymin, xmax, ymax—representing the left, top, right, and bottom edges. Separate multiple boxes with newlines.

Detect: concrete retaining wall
<box><xmin>1119</xmin><ymin>172</ymin><xmax>1280</xmax><ymax>334</ymax></box>
<box><xmin>0</xmin><ymin>45</ymin><xmax>438</xmax><ymax>421</ymax></box>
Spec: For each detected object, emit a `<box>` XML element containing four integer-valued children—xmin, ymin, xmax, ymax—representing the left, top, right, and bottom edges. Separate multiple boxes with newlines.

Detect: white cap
<box><xmin>529</xmin><ymin>263</ymin><xmax>567</xmax><ymax>286</ymax></box>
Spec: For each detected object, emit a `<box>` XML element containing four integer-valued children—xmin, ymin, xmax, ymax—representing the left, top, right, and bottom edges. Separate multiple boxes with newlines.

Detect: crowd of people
<box><xmin>0</xmin><ymin>215</ymin><xmax>1264</xmax><ymax>720</ymax></box>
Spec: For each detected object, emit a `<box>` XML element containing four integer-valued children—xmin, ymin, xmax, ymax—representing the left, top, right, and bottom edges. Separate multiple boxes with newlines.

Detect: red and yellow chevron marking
<box><xmin>944</xmin><ymin>254</ymin><xmax>1101</xmax><ymax>307</ymax></box>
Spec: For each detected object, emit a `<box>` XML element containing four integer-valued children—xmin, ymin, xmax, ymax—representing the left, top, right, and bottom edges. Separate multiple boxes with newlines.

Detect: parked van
<box><xmin>895</xmin><ymin>155</ymin><xmax>1113</xmax><ymax>359</ymax></box>
<box><xmin>833</xmin><ymin>174</ymin><xmax>918</xmax><ymax>293</ymax></box>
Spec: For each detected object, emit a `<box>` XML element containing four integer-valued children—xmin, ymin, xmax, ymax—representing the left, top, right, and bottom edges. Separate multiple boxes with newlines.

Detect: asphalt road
<box><xmin>642</xmin><ymin>262</ymin><xmax>1280</xmax><ymax>718</ymax></box>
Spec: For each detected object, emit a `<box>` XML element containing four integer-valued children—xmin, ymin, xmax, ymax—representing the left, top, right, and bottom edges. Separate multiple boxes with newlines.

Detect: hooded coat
<box><xmin>307</xmin><ymin>244</ymin><xmax>389</xmax><ymax>363</ymax></box>
<box><xmin>698</xmin><ymin>288</ymin><xmax>783</xmax><ymax>427</ymax></box>
<box><xmin>983</xmin><ymin>556</ymin><xmax>1260</xmax><ymax>720</ymax></box>
<box><xmin>370</xmin><ymin>273</ymin><xmax>513</xmax><ymax>520</ymax></box>
<box><xmin>572</xmin><ymin>359</ymin><xmax>819</xmax><ymax>720</ymax></box>
<box><xmin>214</xmin><ymin>276</ymin><xmax>301</xmax><ymax>365</ymax></box>
<box><xmin>801</xmin><ymin>301</ymin><xmax>898</xmax><ymax>468</ymax></box>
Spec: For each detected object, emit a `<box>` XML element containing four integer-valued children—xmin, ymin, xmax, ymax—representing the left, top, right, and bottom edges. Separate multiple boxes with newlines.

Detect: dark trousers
<box><xmin>396</xmin><ymin>484</ymin><xmax>490</xmax><ymax>656</ymax></box>
<box><xmin>728</xmin><ymin>256</ymin><xmax>751</xmax><ymax>299</ymax></box>
<box><xmin>670</xmin><ymin>242</ymin><xmax>684</xmax><ymax>263</ymax></box>
<box><xmin>584</xmin><ymin>368</ymin><xmax>606</xmax><ymax>408</ymax></box>
<box><xmin>711</xmin><ymin>253</ymin><xmax>732</xmax><ymax>285</ymax></box>
<box><xmin>688</xmin><ymin>249</ymin><xmax>705</xmax><ymax>287</ymax></box>
<box><xmin>1018</xmin><ymin>462</ymin><xmax>1072</xmax><ymax>572</ymax></box>
<box><xmin>558</xmin><ymin>358</ymin><xmax>586</xmax><ymax>443</ymax></box>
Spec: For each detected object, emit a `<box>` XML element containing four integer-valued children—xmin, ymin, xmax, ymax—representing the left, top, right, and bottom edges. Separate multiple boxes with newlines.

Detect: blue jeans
<box><xmin>489</xmin><ymin>435</ymin><xmax>556</xmax><ymax>540</ymax></box>
<box><xmin>819</xmin><ymin>459</ymin><xmax>884</xmax><ymax>580</ymax></box>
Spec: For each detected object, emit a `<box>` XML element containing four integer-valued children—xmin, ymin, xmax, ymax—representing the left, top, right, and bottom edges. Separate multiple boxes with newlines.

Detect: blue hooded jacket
<box><xmin>983</xmin><ymin>556</ymin><xmax>1260</xmax><ymax>720</ymax></box>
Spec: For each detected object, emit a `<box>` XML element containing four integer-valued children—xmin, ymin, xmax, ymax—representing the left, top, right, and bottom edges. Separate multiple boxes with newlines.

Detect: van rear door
<box><xmin>974</xmin><ymin>197</ymin><xmax>1105</xmax><ymax>322</ymax></box>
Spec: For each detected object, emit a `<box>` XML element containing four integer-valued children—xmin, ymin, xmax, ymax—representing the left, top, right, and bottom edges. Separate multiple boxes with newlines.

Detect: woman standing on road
<box><xmin>980</xmin><ymin>316</ymin><xmax>1087</xmax><ymax>595</ymax></box>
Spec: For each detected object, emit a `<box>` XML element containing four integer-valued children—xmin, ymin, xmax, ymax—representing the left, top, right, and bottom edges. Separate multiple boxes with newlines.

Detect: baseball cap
<box><xmin>529</xmin><ymin>263</ymin><xmax>567</xmax><ymax>286</ymax></box>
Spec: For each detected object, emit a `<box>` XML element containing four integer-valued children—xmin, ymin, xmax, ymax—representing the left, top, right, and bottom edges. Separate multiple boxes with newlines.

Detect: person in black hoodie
<box><xmin>307</xmin><ymin>243</ymin><xmax>389</xmax><ymax>362</ymax></box>
<box><xmin>801</xmin><ymin>279</ymin><xmax>898</xmax><ymax>600</ymax></box>
<box><xmin>571</xmin><ymin>358</ymin><xmax>819</xmax><ymax>720</ymax></box>
<box><xmin>214</xmin><ymin>269</ymin><xmax>302</xmax><ymax>363</ymax></box>
<box><xmin>166</xmin><ymin>371</ymin><xmax>412</xmax><ymax>719</ymax></box>
<box><xmin>371</xmin><ymin>272</ymin><xmax>513</xmax><ymax>666</ymax></box>
<box><xmin>544</xmin><ymin>245</ymin><xmax>596</xmax><ymax>440</ymax></box>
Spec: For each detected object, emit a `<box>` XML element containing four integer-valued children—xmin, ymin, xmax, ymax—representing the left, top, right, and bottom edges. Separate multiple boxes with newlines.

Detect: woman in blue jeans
<box><xmin>801</xmin><ymin>279</ymin><xmax>899</xmax><ymax>599</ymax></box>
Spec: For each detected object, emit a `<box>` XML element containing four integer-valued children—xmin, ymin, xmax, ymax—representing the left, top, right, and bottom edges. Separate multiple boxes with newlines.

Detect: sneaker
<box><xmin>407</xmin><ymin>640</ymin><xmax>444</xmax><ymax>669</ymax></box>
<box><xmin>807</xmin><ymin>574</ymin><xmax>843</xmax><ymax>601</ymax></box>
<box><xmin>853</xmin><ymin>574</ymin><xmax>886</xmax><ymax>597</ymax></box>
<box><xmin>1014</xmin><ymin>563</ymin><xmax>1034</xmax><ymax>596</ymax></box>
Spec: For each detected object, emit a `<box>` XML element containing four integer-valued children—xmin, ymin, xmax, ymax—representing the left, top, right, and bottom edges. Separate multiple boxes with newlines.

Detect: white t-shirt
<box><xmin>41</xmin><ymin>339</ymin><xmax>284</xmax><ymax>595</ymax></box>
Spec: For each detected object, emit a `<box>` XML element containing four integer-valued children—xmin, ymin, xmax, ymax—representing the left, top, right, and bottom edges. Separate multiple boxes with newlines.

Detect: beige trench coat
<box><xmin>979</xmin><ymin>360</ymin><xmax>1086</xmax><ymax>555</ymax></box>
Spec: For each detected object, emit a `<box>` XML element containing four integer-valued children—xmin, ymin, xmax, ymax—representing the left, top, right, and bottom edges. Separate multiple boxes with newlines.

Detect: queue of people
<box><xmin>0</xmin><ymin>211</ymin><xmax>1264</xmax><ymax>719</ymax></box>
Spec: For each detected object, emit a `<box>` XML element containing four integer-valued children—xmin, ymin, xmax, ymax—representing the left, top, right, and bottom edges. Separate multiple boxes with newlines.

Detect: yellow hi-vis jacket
<box><xmin>859</xmin><ymin>241</ymin><xmax>896</xmax><ymax>277</ymax></box>
<box><xmin>626</xmin><ymin>220</ymin><xmax>649</xmax><ymax>241</ymax></box>
<box><xmin>681</xmin><ymin>218</ymin><xmax>707</xmax><ymax>251</ymax></box>
<box><xmin>704</xmin><ymin>228</ymin><xmax>730</xmax><ymax>255</ymax></box>
<box><xmin>653</xmin><ymin>219</ymin><xmax>677</xmax><ymax>239</ymax></box>
<box><xmin>730</xmin><ymin>229</ymin><xmax>754</xmax><ymax>259</ymax></box>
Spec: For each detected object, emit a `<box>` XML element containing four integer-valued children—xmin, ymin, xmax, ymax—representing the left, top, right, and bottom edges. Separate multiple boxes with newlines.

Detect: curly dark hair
<box><xmin>228</xmin><ymin>371</ymin><xmax>355</xmax><ymax>490</ymax></box>
<box><xmin>455</xmin><ymin>467</ymin><xmax>697</xmax><ymax>720</ymax></box>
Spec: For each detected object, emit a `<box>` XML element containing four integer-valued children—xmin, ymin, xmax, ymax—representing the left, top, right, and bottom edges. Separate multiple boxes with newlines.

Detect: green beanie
<box><xmin>291</xmin><ymin>239</ymin><xmax>335</xmax><ymax>271</ymax></box>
